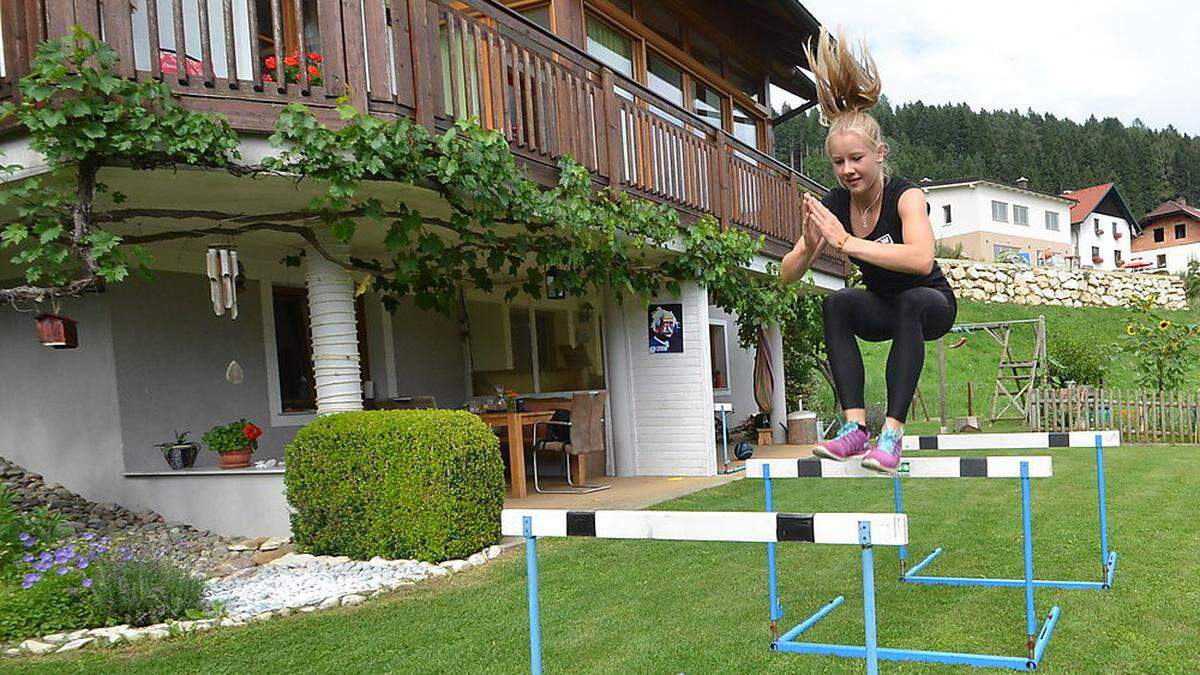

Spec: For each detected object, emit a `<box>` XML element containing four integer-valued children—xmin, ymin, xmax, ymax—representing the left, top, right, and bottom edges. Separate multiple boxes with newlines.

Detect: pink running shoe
<box><xmin>812</xmin><ymin>421</ymin><xmax>870</xmax><ymax>461</ymax></box>
<box><xmin>861</xmin><ymin>427</ymin><xmax>904</xmax><ymax>475</ymax></box>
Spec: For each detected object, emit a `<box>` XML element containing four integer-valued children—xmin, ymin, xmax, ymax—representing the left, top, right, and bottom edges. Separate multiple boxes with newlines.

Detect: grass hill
<box><xmin>816</xmin><ymin>298</ymin><xmax>1200</xmax><ymax>435</ymax></box>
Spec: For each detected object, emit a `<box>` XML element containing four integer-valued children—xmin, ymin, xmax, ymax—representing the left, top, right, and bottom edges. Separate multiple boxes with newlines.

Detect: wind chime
<box><xmin>206</xmin><ymin>245</ymin><xmax>240</xmax><ymax>319</ymax></box>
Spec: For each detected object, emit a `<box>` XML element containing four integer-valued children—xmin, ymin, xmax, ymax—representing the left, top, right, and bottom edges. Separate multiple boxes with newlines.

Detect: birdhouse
<box><xmin>34</xmin><ymin>314</ymin><xmax>79</xmax><ymax>349</ymax></box>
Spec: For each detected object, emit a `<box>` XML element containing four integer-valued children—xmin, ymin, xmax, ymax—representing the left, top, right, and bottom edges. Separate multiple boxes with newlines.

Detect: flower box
<box><xmin>34</xmin><ymin>314</ymin><xmax>78</xmax><ymax>349</ymax></box>
<box><xmin>1114</xmin><ymin>230</ymin><xmax>1123</xmax><ymax>239</ymax></box>
<box><xmin>1091</xmin><ymin>256</ymin><xmax>1105</xmax><ymax>264</ymax></box>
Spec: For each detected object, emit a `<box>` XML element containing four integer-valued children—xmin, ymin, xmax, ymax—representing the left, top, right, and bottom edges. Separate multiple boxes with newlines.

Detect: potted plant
<box><xmin>155</xmin><ymin>430</ymin><xmax>199</xmax><ymax>470</ymax></box>
<box><xmin>202</xmin><ymin>419</ymin><xmax>262</xmax><ymax>469</ymax></box>
<box><xmin>1092</xmin><ymin>255</ymin><xmax>1104</xmax><ymax>265</ymax></box>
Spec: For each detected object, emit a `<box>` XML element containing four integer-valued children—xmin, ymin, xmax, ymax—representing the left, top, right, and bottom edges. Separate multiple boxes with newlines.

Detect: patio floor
<box><xmin>502</xmin><ymin>443</ymin><xmax>816</xmax><ymax>509</ymax></box>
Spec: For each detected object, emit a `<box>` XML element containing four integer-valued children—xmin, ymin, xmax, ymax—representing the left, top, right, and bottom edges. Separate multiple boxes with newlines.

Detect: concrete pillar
<box><xmin>767</xmin><ymin>324</ymin><xmax>788</xmax><ymax>443</ymax></box>
<box><xmin>303</xmin><ymin>247</ymin><xmax>363</xmax><ymax>414</ymax></box>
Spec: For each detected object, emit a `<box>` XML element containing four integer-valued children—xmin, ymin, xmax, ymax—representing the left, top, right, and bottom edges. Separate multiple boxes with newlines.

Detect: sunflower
<box><xmin>1126</xmin><ymin>324</ymin><xmax>1137</xmax><ymax>336</ymax></box>
<box><xmin>1159</xmin><ymin>320</ymin><xmax>1171</xmax><ymax>331</ymax></box>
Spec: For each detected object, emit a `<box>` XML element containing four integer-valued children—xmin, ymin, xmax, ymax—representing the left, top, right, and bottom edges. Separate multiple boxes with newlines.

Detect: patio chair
<box><xmin>531</xmin><ymin>391</ymin><xmax>610</xmax><ymax>494</ymax></box>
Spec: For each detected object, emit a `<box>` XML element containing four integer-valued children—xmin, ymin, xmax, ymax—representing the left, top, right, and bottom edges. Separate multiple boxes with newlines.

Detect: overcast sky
<box><xmin>777</xmin><ymin>0</ymin><xmax>1200</xmax><ymax>136</ymax></box>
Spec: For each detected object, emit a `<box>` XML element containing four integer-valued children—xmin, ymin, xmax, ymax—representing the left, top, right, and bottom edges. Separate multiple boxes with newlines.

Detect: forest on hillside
<box><xmin>773</xmin><ymin>96</ymin><xmax>1200</xmax><ymax>218</ymax></box>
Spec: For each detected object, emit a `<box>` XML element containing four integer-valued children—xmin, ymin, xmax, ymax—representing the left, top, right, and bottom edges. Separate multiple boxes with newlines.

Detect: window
<box><xmin>1013</xmin><ymin>205</ymin><xmax>1029</xmax><ymax>226</ymax></box>
<box><xmin>688</xmin><ymin>30</ymin><xmax>723</xmax><ymax>75</ymax></box>
<box><xmin>942</xmin><ymin>204</ymin><xmax>952</xmax><ymax>225</ymax></box>
<box><xmin>1045</xmin><ymin>211</ymin><xmax>1059</xmax><ymax>231</ymax></box>
<box><xmin>254</xmin><ymin>0</ymin><xmax>322</xmax><ymax>59</ymax></box>
<box><xmin>1157</xmin><ymin>254</ymin><xmax>1167</xmax><ymax>268</ymax></box>
<box><xmin>709</xmin><ymin>322</ymin><xmax>730</xmax><ymax>391</ymax></box>
<box><xmin>1176</xmin><ymin>223</ymin><xmax>1187</xmax><ymax>239</ymax></box>
<box><xmin>1091</xmin><ymin>246</ymin><xmax>1101</xmax><ymax>261</ymax></box>
<box><xmin>273</xmin><ymin>287</ymin><xmax>316</xmax><ymax>412</ymax></box>
<box><xmin>518</xmin><ymin>5</ymin><xmax>551</xmax><ymax>30</ymax></box>
<box><xmin>1154</xmin><ymin>228</ymin><xmax>1165</xmax><ymax>242</ymax></box>
<box><xmin>991</xmin><ymin>201</ymin><xmax>1009</xmax><ymax>222</ymax></box>
<box><xmin>1093</xmin><ymin>217</ymin><xmax>1099</xmax><ymax>229</ymax></box>
<box><xmin>731</xmin><ymin>103</ymin><xmax>758</xmax><ymax>149</ymax></box>
<box><xmin>692</xmin><ymin>81</ymin><xmax>723</xmax><ymax>128</ymax></box>
<box><xmin>468</xmin><ymin>300</ymin><xmax>604</xmax><ymax>395</ymax></box>
<box><xmin>993</xmin><ymin>244</ymin><xmax>1020</xmax><ymax>262</ymax></box>
<box><xmin>727</xmin><ymin>62</ymin><xmax>761</xmax><ymax>103</ymax></box>
<box><xmin>1114</xmin><ymin>250</ymin><xmax>1122</xmax><ymax>265</ymax></box>
<box><xmin>585</xmin><ymin>14</ymin><xmax>633</xmax><ymax>77</ymax></box>
<box><xmin>646</xmin><ymin>51</ymin><xmax>684</xmax><ymax>108</ymax></box>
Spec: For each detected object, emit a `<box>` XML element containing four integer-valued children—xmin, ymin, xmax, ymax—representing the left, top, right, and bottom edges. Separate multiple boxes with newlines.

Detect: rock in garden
<box><xmin>5</xmin><ymin>648</ymin><xmax>21</xmax><ymax>658</ymax></box>
<box><xmin>56</xmin><ymin>638</ymin><xmax>95</xmax><ymax>653</ymax></box>
<box><xmin>40</xmin><ymin>633</ymin><xmax>67</xmax><ymax>645</ymax></box>
<box><xmin>227</xmin><ymin>540</ymin><xmax>255</xmax><ymax>552</ymax></box>
<box><xmin>341</xmin><ymin>594</ymin><xmax>365</xmax><ymax>607</ymax></box>
<box><xmin>252</xmin><ymin>546</ymin><xmax>292</xmax><ymax>566</ymax></box>
<box><xmin>467</xmin><ymin>553</ymin><xmax>487</xmax><ymax>566</ymax></box>
<box><xmin>258</xmin><ymin>537</ymin><xmax>286</xmax><ymax>551</ymax></box>
<box><xmin>318</xmin><ymin>596</ymin><xmax>341</xmax><ymax>610</ymax></box>
<box><xmin>486</xmin><ymin>545</ymin><xmax>502</xmax><ymax>559</ymax></box>
<box><xmin>20</xmin><ymin>640</ymin><xmax>56</xmax><ymax>655</ymax></box>
<box><xmin>439</xmin><ymin>559</ymin><xmax>470</xmax><ymax>573</ymax></box>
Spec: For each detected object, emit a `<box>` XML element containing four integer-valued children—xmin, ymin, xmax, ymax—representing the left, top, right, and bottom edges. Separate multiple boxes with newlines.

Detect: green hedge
<box><xmin>284</xmin><ymin>410</ymin><xmax>506</xmax><ymax>562</ymax></box>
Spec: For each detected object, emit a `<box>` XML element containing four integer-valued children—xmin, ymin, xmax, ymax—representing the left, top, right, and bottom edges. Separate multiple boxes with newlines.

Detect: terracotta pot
<box><xmin>219</xmin><ymin>448</ymin><xmax>254</xmax><ymax>469</ymax></box>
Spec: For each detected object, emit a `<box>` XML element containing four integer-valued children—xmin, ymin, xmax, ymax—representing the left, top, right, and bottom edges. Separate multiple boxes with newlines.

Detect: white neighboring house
<box><xmin>1131</xmin><ymin>198</ymin><xmax>1200</xmax><ymax>272</ymax></box>
<box><xmin>919</xmin><ymin>177</ymin><xmax>1074</xmax><ymax>265</ymax></box>
<box><xmin>1058</xmin><ymin>183</ymin><xmax>1140</xmax><ymax>271</ymax></box>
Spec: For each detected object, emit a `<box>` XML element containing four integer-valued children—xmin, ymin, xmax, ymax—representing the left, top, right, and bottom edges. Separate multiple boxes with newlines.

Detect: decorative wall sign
<box><xmin>648</xmin><ymin>304</ymin><xmax>683</xmax><ymax>354</ymax></box>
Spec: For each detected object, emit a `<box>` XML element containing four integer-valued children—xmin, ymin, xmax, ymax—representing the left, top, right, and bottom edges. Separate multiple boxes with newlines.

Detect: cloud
<box><xmin>791</xmin><ymin>0</ymin><xmax>1200</xmax><ymax>135</ymax></box>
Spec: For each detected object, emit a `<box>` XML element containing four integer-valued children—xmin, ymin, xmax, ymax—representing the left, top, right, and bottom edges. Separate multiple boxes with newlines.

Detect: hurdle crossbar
<box><xmin>902</xmin><ymin>430</ymin><xmax>1120</xmax><ymax>451</ymax></box>
<box><xmin>506</xmin><ymin>508</ymin><xmax>907</xmax><ymax>675</ymax></box>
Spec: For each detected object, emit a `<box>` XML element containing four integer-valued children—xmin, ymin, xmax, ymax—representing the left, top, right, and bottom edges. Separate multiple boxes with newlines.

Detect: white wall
<box><xmin>923</xmin><ymin>183</ymin><xmax>1072</xmax><ymax>253</ymax></box>
<box><xmin>1075</xmin><ymin>212</ymin><xmax>1134</xmax><ymax>271</ymax></box>
<box><xmin>603</xmin><ymin>283</ymin><xmax>717</xmax><ymax>477</ymax></box>
<box><xmin>1130</xmin><ymin>241</ymin><xmax>1200</xmax><ymax>272</ymax></box>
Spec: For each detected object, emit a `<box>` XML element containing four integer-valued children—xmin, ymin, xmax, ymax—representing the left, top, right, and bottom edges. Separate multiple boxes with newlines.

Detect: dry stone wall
<box><xmin>938</xmin><ymin>259</ymin><xmax>1187</xmax><ymax>310</ymax></box>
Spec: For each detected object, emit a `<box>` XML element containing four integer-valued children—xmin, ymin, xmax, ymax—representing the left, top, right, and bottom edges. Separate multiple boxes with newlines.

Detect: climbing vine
<box><xmin>0</xmin><ymin>28</ymin><xmax>811</xmax><ymax>343</ymax></box>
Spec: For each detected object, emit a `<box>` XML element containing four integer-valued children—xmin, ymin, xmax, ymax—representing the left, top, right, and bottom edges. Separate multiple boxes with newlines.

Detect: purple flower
<box><xmin>81</xmin><ymin>578</ymin><xmax>92</xmax><ymax>588</ymax></box>
<box><xmin>99</xmin><ymin>536</ymin><xmax>109</xmax><ymax>545</ymax></box>
<box><xmin>18</xmin><ymin>532</ymin><xmax>34</xmax><ymax>547</ymax></box>
<box><xmin>21</xmin><ymin>573</ymin><xmax>41</xmax><ymax>589</ymax></box>
<box><xmin>38</xmin><ymin>551</ymin><xmax>52</xmax><ymax>563</ymax></box>
<box><xmin>33</xmin><ymin>560</ymin><xmax>52</xmax><ymax>573</ymax></box>
<box><xmin>54</xmin><ymin>549</ymin><xmax>72</xmax><ymax>564</ymax></box>
<box><xmin>56</xmin><ymin>566</ymin><xmax>70</xmax><ymax>576</ymax></box>
<box><xmin>75</xmin><ymin>558</ymin><xmax>89</xmax><ymax>569</ymax></box>
<box><xmin>21</xmin><ymin>554</ymin><xmax>33</xmax><ymax>563</ymax></box>
<box><xmin>81</xmin><ymin>533</ymin><xmax>95</xmax><ymax>541</ymax></box>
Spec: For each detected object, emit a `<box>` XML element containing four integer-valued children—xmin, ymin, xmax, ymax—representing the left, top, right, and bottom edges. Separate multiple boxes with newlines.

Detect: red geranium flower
<box><xmin>264</xmin><ymin>55</ymin><xmax>277</xmax><ymax>70</ymax></box>
<box><xmin>261</xmin><ymin>73</ymin><xmax>274</xmax><ymax>83</ymax></box>
<box><xmin>242</xmin><ymin>423</ymin><xmax>263</xmax><ymax>442</ymax></box>
<box><xmin>283</xmin><ymin>54</ymin><xmax>299</xmax><ymax>67</ymax></box>
<box><xmin>307</xmin><ymin>52</ymin><xmax>322</xmax><ymax>63</ymax></box>
<box><xmin>307</xmin><ymin>65</ymin><xmax>320</xmax><ymax>77</ymax></box>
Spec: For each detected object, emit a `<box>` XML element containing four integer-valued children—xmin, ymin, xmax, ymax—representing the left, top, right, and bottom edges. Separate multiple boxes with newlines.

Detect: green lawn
<box><xmin>836</xmin><ymin>298</ymin><xmax>1200</xmax><ymax>434</ymax></box>
<box><xmin>10</xmin><ymin>446</ymin><xmax>1197</xmax><ymax>673</ymax></box>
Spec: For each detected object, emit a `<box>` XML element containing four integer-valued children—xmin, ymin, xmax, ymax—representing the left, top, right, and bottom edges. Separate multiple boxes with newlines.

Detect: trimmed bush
<box><xmin>1047</xmin><ymin>333</ymin><xmax>1110</xmax><ymax>387</ymax></box>
<box><xmin>86</xmin><ymin>557</ymin><xmax>207</xmax><ymax>627</ymax></box>
<box><xmin>285</xmin><ymin>410</ymin><xmax>506</xmax><ymax>562</ymax></box>
<box><xmin>0</xmin><ymin>574</ymin><xmax>98</xmax><ymax>640</ymax></box>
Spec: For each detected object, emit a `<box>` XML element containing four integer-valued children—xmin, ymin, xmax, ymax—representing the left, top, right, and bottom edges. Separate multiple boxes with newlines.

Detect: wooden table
<box><xmin>479</xmin><ymin>410</ymin><xmax>554</xmax><ymax>498</ymax></box>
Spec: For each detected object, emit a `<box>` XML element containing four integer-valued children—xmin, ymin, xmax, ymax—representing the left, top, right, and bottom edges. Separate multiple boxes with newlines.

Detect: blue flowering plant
<box><xmin>15</xmin><ymin>530</ymin><xmax>123</xmax><ymax>591</ymax></box>
<box><xmin>0</xmin><ymin>485</ymin><xmax>70</xmax><ymax>581</ymax></box>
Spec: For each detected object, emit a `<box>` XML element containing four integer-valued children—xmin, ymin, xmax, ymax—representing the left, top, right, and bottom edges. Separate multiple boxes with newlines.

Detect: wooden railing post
<box><xmin>714</xmin><ymin>132</ymin><xmax>731</xmax><ymax>230</ymax></box>
<box><xmin>408</xmin><ymin>0</ymin><xmax>438</xmax><ymax>131</ymax></box>
<box><xmin>340</xmin><ymin>0</ymin><xmax>369</xmax><ymax>110</ymax></box>
<box><xmin>2</xmin><ymin>0</ymin><xmax>43</xmax><ymax>100</ymax></box>
<box><xmin>787</xmin><ymin>171</ymin><xmax>801</xmax><ymax>243</ymax></box>
<box><xmin>98</xmin><ymin>0</ymin><xmax>135</xmax><ymax>77</ymax></box>
<box><xmin>599</xmin><ymin>68</ymin><xmax>622</xmax><ymax>187</ymax></box>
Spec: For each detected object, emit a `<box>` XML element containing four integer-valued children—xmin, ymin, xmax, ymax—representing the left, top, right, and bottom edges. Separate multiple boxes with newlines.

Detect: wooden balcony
<box><xmin>0</xmin><ymin>0</ymin><xmax>845</xmax><ymax>277</ymax></box>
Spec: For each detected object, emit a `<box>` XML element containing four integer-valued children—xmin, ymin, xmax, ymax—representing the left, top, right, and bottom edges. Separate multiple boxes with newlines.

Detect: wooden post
<box><xmin>714</xmin><ymin>132</ymin><xmax>731</xmax><ymax>230</ymax></box>
<box><xmin>600</xmin><ymin>68</ymin><xmax>623</xmax><ymax>187</ymax></box>
<box><xmin>408</xmin><ymin>0</ymin><xmax>437</xmax><ymax>131</ymax></box>
<box><xmin>937</xmin><ymin>336</ymin><xmax>947</xmax><ymax>431</ymax></box>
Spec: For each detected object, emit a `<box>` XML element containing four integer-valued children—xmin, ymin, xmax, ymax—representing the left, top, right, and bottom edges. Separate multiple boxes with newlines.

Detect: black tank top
<box><xmin>822</xmin><ymin>175</ymin><xmax>954</xmax><ymax>297</ymax></box>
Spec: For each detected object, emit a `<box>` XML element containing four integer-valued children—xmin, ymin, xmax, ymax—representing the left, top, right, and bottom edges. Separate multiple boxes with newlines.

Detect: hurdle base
<box><xmin>901</xmin><ymin>547</ymin><xmax>1119</xmax><ymax>591</ymax></box>
<box><xmin>720</xmin><ymin>464</ymin><xmax>746</xmax><ymax>475</ymax></box>
<box><xmin>772</xmin><ymin>600</ymin><xmax>1061</xmax><ymax>671</ymax></box>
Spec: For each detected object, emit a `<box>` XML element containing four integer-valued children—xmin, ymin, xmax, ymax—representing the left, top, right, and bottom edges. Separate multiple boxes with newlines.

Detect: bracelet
<box><xmin>833</xmin><ymin>232</ymin><xmax>850</xmax><ymax>251</ymax></box>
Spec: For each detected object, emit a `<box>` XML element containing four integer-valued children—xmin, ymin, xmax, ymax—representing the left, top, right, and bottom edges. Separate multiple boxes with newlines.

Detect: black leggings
<box><xmin>823</xmin><ymin>286</ymin><xmax>957</xmax><ymax>423</ymax></box>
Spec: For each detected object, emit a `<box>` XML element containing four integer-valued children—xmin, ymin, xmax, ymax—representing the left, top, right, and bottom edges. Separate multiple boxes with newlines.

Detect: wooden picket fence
<box><xmin>1028</xmin><ymin>387</ymin><xmax>1200</xmax><ymax>444</ymax></box>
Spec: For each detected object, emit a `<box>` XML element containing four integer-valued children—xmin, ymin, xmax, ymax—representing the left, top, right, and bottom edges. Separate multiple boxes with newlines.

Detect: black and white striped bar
<box><xmin>746</xmin><ymin>456</ymin><xmax>1052</xmax><ymax>479</ymax></box>
<box><xmin>901</xmin><ymin>430</ymin><xmax>1120</xmax><ymax>451</ymax></box>
<box><xmin>501</xmin><ymin>509</ymin><xmax>908</xmax><ymax>546</ymax></box>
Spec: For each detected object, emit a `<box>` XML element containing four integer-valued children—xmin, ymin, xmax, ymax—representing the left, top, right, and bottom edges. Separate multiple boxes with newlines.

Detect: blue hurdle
<box><xmin>899</xmin><ymin>430</ymin><xmax>1119</xmax><ymax>590</ymax></box>
<box><xmin>503</xmin><ymin>508</ymin><xmax>908</xmax><ymax>675</ymax></box>
<box><xmin>751</xmin><ymin>460</ymin><xmax>1062</xmax><ymax>671</ymax></box>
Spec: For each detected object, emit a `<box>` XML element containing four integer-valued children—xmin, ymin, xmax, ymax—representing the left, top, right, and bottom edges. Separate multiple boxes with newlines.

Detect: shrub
<box><xmin>0</xmin><ymin>486</ymin><xmax>70</xmax><ymax>581</ymax></box>
<box><xmin>1121</xmin><ymin>294</ymin><xmax>1200</xmax><ymax>391</ymax></box>
<box><xmin>1046</xmin><ymin>333</ymin><xmax>1110</xmax><ymax>387</ymax></box>
<box><xmin>86</xmin><ymin>557</ymin><xmax>207</xmax><ymax>627</ymax></box>
<box><xmin>285</xmin><ymin>410</ymin><xmax>506</xmax><ymax>562</ymax></box>
<box><xmin>0</xmin><ymin>573</ymin><xmax>98</xmax><ymax>640</ymax></box>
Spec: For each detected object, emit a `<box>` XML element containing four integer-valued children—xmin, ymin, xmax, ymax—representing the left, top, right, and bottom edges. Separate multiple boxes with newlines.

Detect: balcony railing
<box><xmin>0</xmin><ymin>0</ymin><xmax>845</xmax><ymax>276</ymax></box>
